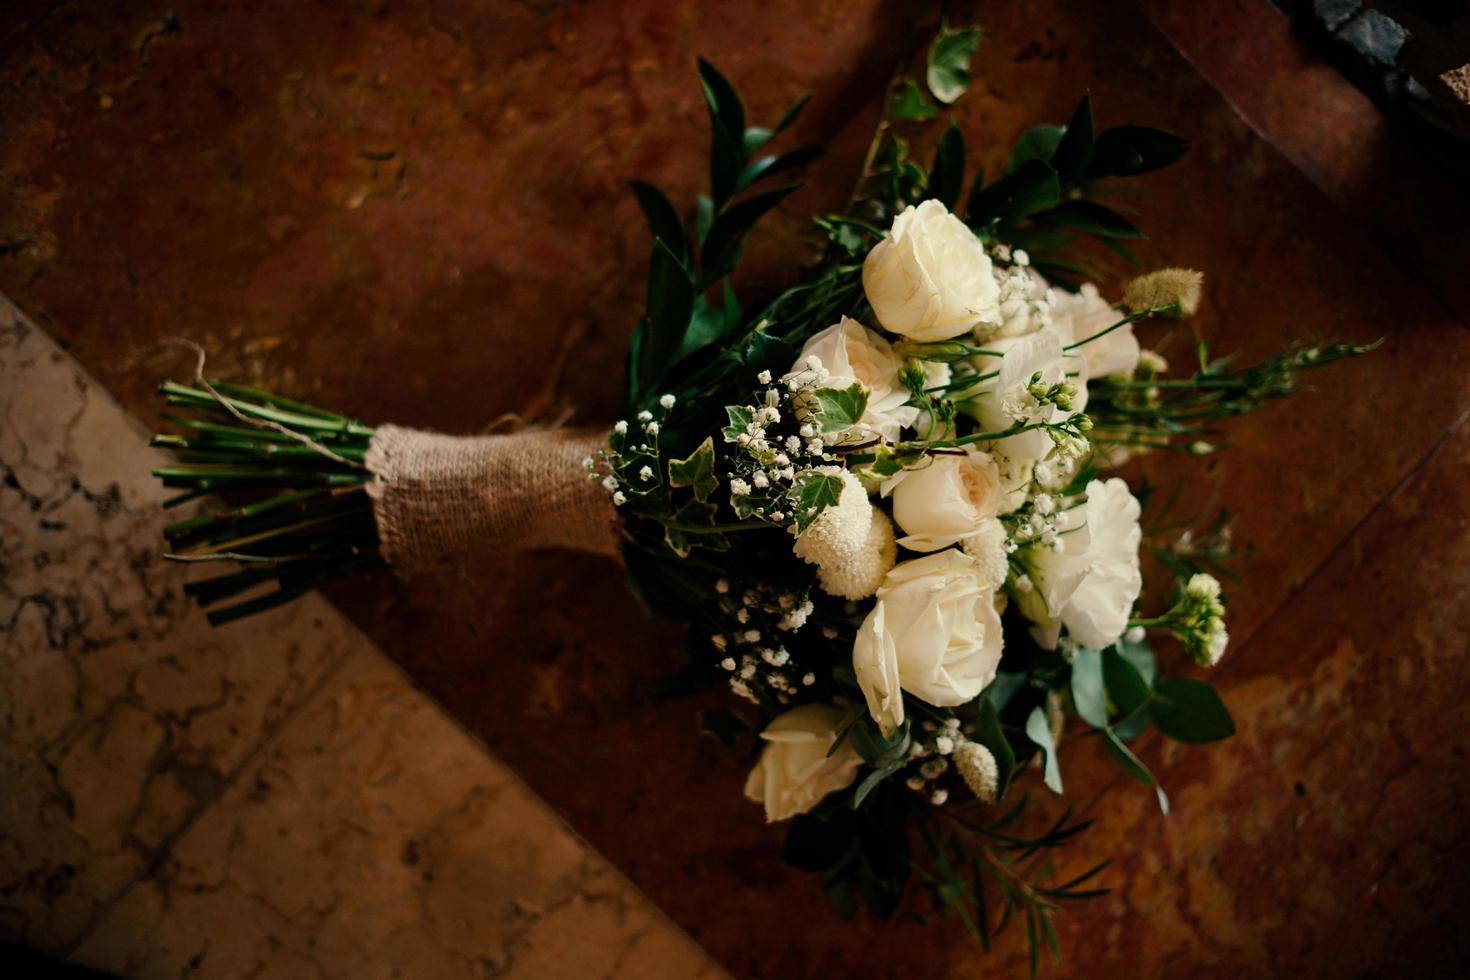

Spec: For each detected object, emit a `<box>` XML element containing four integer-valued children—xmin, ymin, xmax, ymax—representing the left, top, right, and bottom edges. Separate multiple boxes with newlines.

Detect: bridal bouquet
<box><xmin>151</xmin><ymin>27</ymin><xmax>1371</xmax><ymax>970</ymax></box>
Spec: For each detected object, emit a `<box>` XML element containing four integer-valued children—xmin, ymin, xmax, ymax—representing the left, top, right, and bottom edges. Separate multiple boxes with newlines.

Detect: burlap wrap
<box><xmin>364</xmin><ymin>425</ymin><xmax>620</xmax><ymax>571</ymax></box>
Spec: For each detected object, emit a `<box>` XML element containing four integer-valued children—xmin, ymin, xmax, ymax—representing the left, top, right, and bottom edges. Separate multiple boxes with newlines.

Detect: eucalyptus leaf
<box><xmin>1102</xmin><ymin>728</ymin><xmax>1169</xmax><ymax>814</ymax></box>
<box><xmin>1070</xmin><ymin>647</ymin><xmax>1108</xmax><ymax>728</ymax></box>
<box><xmin>1102</xmin><ymin>646</ymin><xmax>1151</xmax><ymax>719</ymax></box>
<box><xmin>1025</xmin><ymin>706</ymin><xmax>1063</xmax><ymax>794</ymax></box>
<box><xmin>926</xmin><ymin>23</ymin><xmax>983</xmax><ymax>104</ymax></box>
<box><xmin>1151</xmin><ymin>678</ymin><xmax>1235</xmax><ymax>743</ymax></box>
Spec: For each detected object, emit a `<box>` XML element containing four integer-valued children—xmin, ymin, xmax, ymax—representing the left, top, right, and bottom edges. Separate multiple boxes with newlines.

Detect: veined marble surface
<box><xmin>0</xmin><ymin>294</ymin><xmax>725</xmax><ymax>978</ymax></box>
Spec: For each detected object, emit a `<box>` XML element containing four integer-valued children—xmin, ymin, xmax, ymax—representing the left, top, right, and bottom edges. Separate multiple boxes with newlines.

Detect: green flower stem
<box><xmin>1062</xmin><ymin>306</ymin><xmax>1169</xmax><ymax>352</ymax></box>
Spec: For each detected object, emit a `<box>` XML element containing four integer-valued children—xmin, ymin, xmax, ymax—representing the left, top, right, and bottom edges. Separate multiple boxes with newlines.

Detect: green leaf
<box><xmin>1117</xmin><ymin>637</ymin><xmax>1157</xmax><ymax>686</ymax></box>
<box><xmin>774</xmin><ymin>94</ymin><xmax>811</xmax><ymax>134</ymax></box>
<box><xmin>974</xmin><ymin>699</ymin><xmax>1017</xmax><ymax>797</ymax></box>
<box><xmin>1102</xmin><ymin>728</ymin><xmax>1169</xmax><ymax>814</ymax></box>
<box><xmin>741</xmin><ymin>126</ymin><xmax>773</xmax><ymax>157</ymax></box>
<box><xmin>1049</xmin><ymin>93</ymin><xmax>1094</xmax><ymax>184</ymax></box>
<box><xmin>811</xmin><ymin>382</ymin><xmax>869</xmax><ymax>433</ymax></box>
<box><xmin>983</xmin><ymin>671</ymin><xmax>1027</xmax><ymax>712</ymax></box>
<box><xmin>1070</xmin><ymin>647</ymin><xmax>1108</xmax><ymax>728</ymax></box>
<box><xmin>966</xmin><ymin>158</ymin><xmax>1060</xmax><ymax>225</ymax></box>
<box><xmin>1102</xmin><ymin>646</ymin><xmax>1151</xmax><ymax>719</ymax></box>
<box><xmin>695</xmin><ymin>193</ymin><xmax>715</xmax><ymax>244</ymax></box>
<box><xmin>889</xmin><ymin>78</ymin><xmax>938</xmax><ymax>121</ymax></box>
<box><xmin>1025</xmin><ymin>706</ymin><xmax>1063</xmax><ymax>794</ymax></box>
<box><xmin>697</xmin><ymin>57</ymin><xmax>746</xmax><ymax>156</ymax></box>
<box><xmin>721</xmin><ymin>405</ymin><xmax>754</xmax><ymax>443</ymax></box>
<box><xmin>667</xmin><ymin>436</ymin><xmax>718</xmax><ymax>501</ymax></box>
<box><xmin>627</xmin><ymin>180</ymin><xmax>687</xmax><ymax>263</ymax></box>
<box><xmin>739</xmin><ymin>146</ymin><xmax>823</xmax><ymax>191</ymax></box>
<box><xmin>1031</xmin><ymin>199</ymin><xmax>1144</xmax><ymax>238</ymax></box>
<box><xmin>698</xmin><ymin>707</ymin><xmax>748</xmax><ymax>747</ymax></box>
<box><xmin>927</xmin><ymin>120</ymin><xmax>965</xmax><ymax>210</ymax></box>
<box><xmin>926</xmin><ymin>23</ymin><xmax>983</xmax><ymax>104</ymax></box>
<box><xmin>678</xmin><ymin>296</ymin><xmax>726</xmax><ymax>362</ymax></box>
<box><xmin>701</xmin><ymin>184</ymin><xmax>800</xmax><ymax>284</ymax></box>
<box><xmin>635</xmin><ymin>238</ymin><xmax>695</xmax><ymax>403</ymax></box>
<box><xmin>1007</xmin><ymin>125</ymin><xmax>1064</xmax><ymax>174</ymax></box>
<box><xmin>1090</xmin><ymin>125</ymin><xmax>1190</xmax><ymax>177</ymax></box>
<box><xmin>791</xmin><ymin>469</ymin><xmax>846</xmax><ymax>532</ymax></box>
<box><xmin>1151</xmin><ymin>678</ymin><xmax>1235</xmax><ymax>744</ymax></box>
<box><xmin>741</xmin><ymin>329</ymin><xmax>796</xmax><ymax>378</ymax></box>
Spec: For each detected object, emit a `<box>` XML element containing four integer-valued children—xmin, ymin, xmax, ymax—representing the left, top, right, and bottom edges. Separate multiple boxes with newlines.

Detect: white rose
<box><xmin>853</xmin><ymin>550</ymin><xmax>1004</xmax><ymax>731</ymax></box>
<box><xmin>744</xmin><ymin>703</ymin><xmax>862</xmax><ymax>822</ymax></box>
<box><xmin>784</xmin><ymin>317</ymin><xmax>923</xmax><ymax>442</ymax></box>
<box><xmin>1054</xmin><ymin>283</ymin><xmax>1139</xmax><ymax>379</ymax></box>
<box><xmin>963</xmin><ymin>328</ymin><xmax>1089</xmax><ymax>463</ymax></box>
<box><xmin>862</xmin><ymin>200</ymin><xmax>999</xmax><ymax>341</ymax></box>
<box><xmin>1015</xmin><ymin>478</ymin><xmax>1142</xmax><ymax>650</ymax></box>
<box><xmin>887</xmin><ymin>446</ymin><xmax>1005</xmax><ymax>552</ymax></box>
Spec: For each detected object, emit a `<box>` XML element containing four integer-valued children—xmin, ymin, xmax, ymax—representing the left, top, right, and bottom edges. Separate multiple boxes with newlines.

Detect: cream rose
<box><xmin>1054</xmin><ymin>283</ymin><xmax>1139</xmax><ymax>380</ymax></box>
<box><xmin>744</xmin><ymin>703</ymin><xmax>863</xmax><ymax>822</ymax></box>
<box><xmin>887</xmin><ymin>446</ymin><xmax>1005</xmax><ymax>552</ymax></box>
<box><xmin>785</xmin><ymin>317</ymin><xmax>923</xmax><ymax>442</ymax></box>
<box><xmin>862</xmin><ymin>200</ymin><xmax>999</xmax><ymax>342</ymax></box>
<box><xmin>853</xmin><ymin>550</ymin><xmax>1005</xmax><ymax>731</ymax></box>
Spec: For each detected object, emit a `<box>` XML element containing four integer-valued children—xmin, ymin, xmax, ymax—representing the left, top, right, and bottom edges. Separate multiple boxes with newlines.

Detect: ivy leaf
<box><xmin>811</xmin><ymin>383</ymin><xmax>869</xmax><ymax>433</ymax></box>
<box><xmin>1102</xmin><ymin>728</ymin><xmax>1169</xmax><ymax>814</ymax></box>
<box><xmin>1103</xmin><ymin>646</ymin><xmax>1152</xmax><ymax>719</ymax></box>
<box><xmin>1070</xmin><ymin>647</ymin><xmax>1108</xmax><ymax>729</ymax></box>
<box><xmin>966</xmin><ymin>158</ymin><xmax>1060</xmax><ymax>225</ymax></box>
<box><xmin>721</xmin><ymin>405</ymin><xmax>753</xmax><ymax>443</ymax></box>
<box><xmin>1025</xmin><ymin>706</ymin><xmax>1063</xmax><ymax>794</ymax></box>
<box><xmin>1151</xmin><ymin>678</ymin><xmax>1235</xmax><ymax>744</ymax></box>
<box><xmin>1007</xmin><ymin>124</ymin><xmax>1064</xmax><ymax>174</ymax></box>
<box><xmin>927</xmin><ymin>120</ymin><xmax>966</xmax><ymax>210</ymax></box>
<box><xmin>1090</xmin><ymin>125</ymin><xmax>1190</xmax><ymax>177</ymax></box>
<box><xmin>889</xmin><ymin>78</ymin><xmax>938</xmax><ymax>121</ymax></box>
<box><xmin>926</xmin><ymin>23</ymin><xmax>983</xmax><ymax>104</ymax></box>
<box><xmin>627</xmin><ymin>180</ymin><xmax>687</xmax><ymax>264</ymax></box>
<box><xmin>698</xmin><ymin>707</ymin><xmax>748</xmax><ymax>747</ymax></box>
<box><xmin>667</xmin><ymin>436</ymin><xmax>718</xmax><ymax>501</ymax></box>
<box><xmin>1049</xmin><ymin>93</ymin><xmax>1095</xmax><ymax>184</ymax></box>
<box><xmin>791</xmin><ymin>469</ymin><xmax>846</xmax><ymax>532</ymax></box>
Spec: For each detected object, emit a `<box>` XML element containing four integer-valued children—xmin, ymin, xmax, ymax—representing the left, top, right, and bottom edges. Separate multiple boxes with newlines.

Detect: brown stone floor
<box><xmin>4</xmin><ymin>0</ymin><xmax>1469</xmax><ymax>976</ymax></box>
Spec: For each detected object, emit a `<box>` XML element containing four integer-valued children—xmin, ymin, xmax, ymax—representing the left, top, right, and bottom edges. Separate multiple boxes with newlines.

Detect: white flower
<box><xmin>659</xmin><ymin>393</ymin><xmax>676</xmax><ymax>409</ymax></box>
<box><xmin>853</xmin><ymin>550</ymin><xmax>1005</xmax><ymax>731</ymax></box>
<box><xmin>744</xmin><ymin>704</ymin><xmax>862</xmax><ymax>822</ymax></box>
<box><xmin>1053</xmin><ymin>283</ymin><xmax>1139</xmax><ymax>380</ymax></box>
<box><xmin>965</xmin><ymin>328</ymin><xmax>1089</xmax><ymax>463</ymax></box>
<box><xmin>981</xmin><ymin>265</ymin><xmax>1053</xmax><ymax>340</ymax></box>
<box><xmin>954</xmin><ymin>740</ymin><xmax>999</xmax><ymax>803</ymax></box>
<box><xmin>1014</xmin><ymin>478</ymin><xmax>1141</xmax><ymax>650</ymax></box>
<box><xmin>792</xmin><ymin>467</ymin><xmax>896</xmax><ymax>600</ymax></box>
<box><xmin>862</xmin><ymin>200</ymin><xmax>999</xmax><ymax>341</ymax></box>
<box><xmin>784</xmin><ymin>318</ymin><xmax>921</xmax><ymax>442</ymax></box>
<box><xmin>888</xmin><ymin>446</ymin><xmax>1005</xmax><ymax>552</ymax></box>
<box><xmin>961</xmin><ymin>516</ymin><xmax>1010</xmax><ymax>591</ymax></box>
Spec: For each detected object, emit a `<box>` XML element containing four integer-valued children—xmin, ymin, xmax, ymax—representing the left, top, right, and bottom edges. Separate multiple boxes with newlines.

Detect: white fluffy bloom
<box><xmin>744</xmin><ymin>704</ymin><xmax>862</xmax><ymax>822</ymax></box>
<box><xmin>792</xmin><ymin>467</ymin><xmax>896</xmax><ymax>600</ymax></box>
<box><xmin>961</xmin><ymin>517</ymin><xmax>1010</xmax><ymax>591</ymax></box>
<box><xmin>1053</xmin><ymin>282</ymin><xmax>1140</xmax><ymax>380</ymax></box>
<box><xmin>853</xmin><ymin>550</ymin><xmax>1005</xmax><ymax>732</ymax></box>
<box><xmin>1123</xmin><ymin>267</ymin><xmax>1204</xmax><ymax>316</ymax></box>
<box><xmin>887</xmin><ymin>446</ymin><xmax>1005</xmax><ymax>552</ymax></box>
<box><xmin>863</xmin><ymin>200</ymin><xmax>1000</xmax><ymax>341</ymax></box>
<box><xmin>953</xmin><ymin>740</ymin><xmax>999</xmax><ymax>803</ymax></box>
<box><xmin>784</xmin><ymin>317</ymin><xmax>924</xmax><ymax>442</ymax></box>
<box><xmin>1014</xmin><ymin>478</ymin><xmax>1142</xmax><ymax>650</ymax></box>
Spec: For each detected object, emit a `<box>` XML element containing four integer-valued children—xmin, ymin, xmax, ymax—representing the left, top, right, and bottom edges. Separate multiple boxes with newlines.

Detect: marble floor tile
<box><xmin>1</xmin><ymin>296</ymin><xmax>356</xmax><ymax>950</ymax></box>
<box><xmin>2</xmin><ymin>298</ymin><xmax>724</xmax><ymax>977</ymax></box>
<box><xmin>71</xmin><ymin>650</ymin><xmax>727</xmax><ymax>980</ymax></box>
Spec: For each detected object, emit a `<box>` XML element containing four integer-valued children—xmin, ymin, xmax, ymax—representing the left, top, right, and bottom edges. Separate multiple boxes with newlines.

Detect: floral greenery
<box><xmin>600</xmin><ymin>49</ymin><xmax>1373</xmax><ymax>973</ymax></box>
